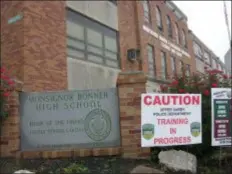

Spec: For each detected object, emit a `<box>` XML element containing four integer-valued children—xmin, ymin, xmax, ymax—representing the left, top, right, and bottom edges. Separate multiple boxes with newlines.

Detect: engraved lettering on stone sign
<box><xmin>26</xmin><ymin>91</ymin><xmax>108</xmax><ymax>112</ymax></box>
<box><xmin>20</xmin><ymin>88</ymin><xmax>120</xmax><ymax>150</ymax></box>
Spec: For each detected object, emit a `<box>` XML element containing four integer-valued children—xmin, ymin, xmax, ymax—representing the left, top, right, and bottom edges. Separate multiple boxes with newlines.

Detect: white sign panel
<box><xmin>141</xmin><ymin>93</ymin><xmax>202</xmax><ymax>147</ymax></box>
<box><xmin>211</xmin><ymin>88</ymin><xmax>231</xmax><ymax>146</ymax></box>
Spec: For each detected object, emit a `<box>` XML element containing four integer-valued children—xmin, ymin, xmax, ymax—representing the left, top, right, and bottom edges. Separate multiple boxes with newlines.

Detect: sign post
<box><xmin>141</xmin><ymin>93</ymin><xmax>202</xmax><ymax>147</ymax></box>
<box><xmin>211</xmin><ymin>88</ymin><xmax>232</xmax><ymax>146</ymax></box>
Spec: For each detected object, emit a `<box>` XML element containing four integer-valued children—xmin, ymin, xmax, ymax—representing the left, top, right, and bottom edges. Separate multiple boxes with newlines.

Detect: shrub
<box><xmin>156</xmin><ymin>68</ymin><xmax>232</xmax><ymax>158</ymax></box>
<box><xmin>55</xmin><ymin>163</ymin><xmax>89</xmax><ymax>174</ymax></box>
<box><xmin>0</xmin><ymin>66</ymin><xmax>15</xmax><ymax>123</ymax></box>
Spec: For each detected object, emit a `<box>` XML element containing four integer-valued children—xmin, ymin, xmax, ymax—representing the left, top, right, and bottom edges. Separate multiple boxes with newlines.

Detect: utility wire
<box><xmin>223</xmin><ymin>1</ymin><xmax>231</xmax><ymax>47</ymax></box>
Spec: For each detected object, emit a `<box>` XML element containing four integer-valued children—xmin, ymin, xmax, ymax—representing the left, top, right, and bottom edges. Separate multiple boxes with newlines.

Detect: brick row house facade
<box><xmin>224</xmin><ymin>48</ymin><xmax>231</xmax><ymax>76</ymax></box>
<box><xmin>1</xmin><ymin>0</ymin><xmax>229</xmax><ymax>159</ymax></box>
<box><xmin>131</xmin><ymin>0</ymin><xmax>196</xmax><ymax>92</ymax></box>
<box><xmin>189</xmin><ymin>31</ymin><xmax>227</xmax><ymax>75</ymax></box>
<box><xmin>1</xmin><ymin>0</ymin><xmax>227</xmax><ymax>91</ymax></box>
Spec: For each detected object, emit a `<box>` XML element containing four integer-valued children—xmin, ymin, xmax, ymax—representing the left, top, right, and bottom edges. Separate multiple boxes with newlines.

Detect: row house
<box><xmin>189</xmin><ymin>31</ymin><xmax>227</xmax><ymax>75</ymax></box>
<box><xmin>224</xmin><ymin>48</ymin><xmax>231</xmax><ymax>76</ymax></box>
<box><xmin>1</xmin><ymin>0</ymin><xmax>226</xmax><ymax>93</ymax></box>
<box><xmin>121</xmin><ymin>0</ymin><xmax>196</xmax><ymax>92</ymax></box>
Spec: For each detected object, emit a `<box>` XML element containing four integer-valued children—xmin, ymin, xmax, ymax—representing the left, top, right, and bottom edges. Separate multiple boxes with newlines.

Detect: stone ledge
<box><xmin>117</xmin><ymin>71</ymin><xmax>147</xmax><ymax>85</ymax></box>
<box><xmin>12</xmin><ymin>147</ymin><xmax>122</xmax><ymax>159</ymax></box>
<box><xmin>119</xmin><ymin>71</ymin><xmax>144</xmax><ymax>75</ymax></box>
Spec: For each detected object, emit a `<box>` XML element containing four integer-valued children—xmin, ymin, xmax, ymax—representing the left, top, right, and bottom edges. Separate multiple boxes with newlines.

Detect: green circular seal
<box><xmin>84</xmin><ymin>108</ymin><xmax>111</xmax><ymax>141</ymax></box>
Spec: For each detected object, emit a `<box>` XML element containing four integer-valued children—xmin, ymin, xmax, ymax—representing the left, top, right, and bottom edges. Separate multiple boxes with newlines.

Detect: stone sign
<box><xmin>19</xmin><ymin>88</ymin><xmax>121</xmax><ymax>151</ymax></box>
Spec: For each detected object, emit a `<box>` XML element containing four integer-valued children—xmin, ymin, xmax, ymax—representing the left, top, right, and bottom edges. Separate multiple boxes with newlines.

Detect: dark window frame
<box><xmin>171</xmin><ymin>56</ymin><xmax>177</xmax><ymax>75</ymax></box>
<box><xmin>179</xmin><ymin>60</ymin><xmax>184</xmax><ymax>74</ymax></box>
<box><xmin>156</xmin><ymin>6</ymin><xmax>163</xmax><ymax>32</ymax></box>
<box><xmin>66</xmin><ymin>8</ymin><xmax>120</xmax><ymax>69</ymax></box>
<box><xmin>161</xmin><ymin>51</ymin><xmax>167</xmax><ymax>79</ymax></box>
<box><xmin>186</xmin><ymin>64</ymin><xmax>191</xmax><ymax>76</ymax></box>
<box><xmin>143</xmin><ymin>0</ymin><xmax>151</xmax><ymax>23</ymax></box>
<box><xmin>203</xmin><ymin>51</ymin><xmax>211</xmax><ymax>65</ymax></box>
<box><xmin>166</xmin><ymin>15</ymin><xmax>172</xmax><ymax>38</ymax></box>
<box><xmin>181</xmin><ymin>29</ymin><xmax>188</xmax><ymax>49</ymax></box>
<box><xmin>193</xmin><ymin>41</ymin><xmax>203</xmax><ymax>59</ymax></box>
<box><xmin>174</xmin><ymin>22</ymin><xmax>180</xmax><ymax>44</ymax></box>
<box><xmin>147</xmin><ymin>44</ymin><xmax>156</xmax><ymax>77</ymax></box>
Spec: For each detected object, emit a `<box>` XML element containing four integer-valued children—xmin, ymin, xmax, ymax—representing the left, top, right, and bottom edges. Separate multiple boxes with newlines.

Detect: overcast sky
<box><xmin>173</xmin><ymin>1</ymin><xmax>231</xmax><ymax>63</ymax></box>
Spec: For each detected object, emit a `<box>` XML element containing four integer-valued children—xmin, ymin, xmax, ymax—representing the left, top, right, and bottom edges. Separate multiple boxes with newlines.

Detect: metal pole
<box><xmin>223</xmin><ymin>1</ymin><xmax>232</xmax><ymax>148</ymax></box>
<box><xmin>223</xmin><ymin>1</ymin><xmax>231</xmax><ymax>46</ymax></box>
<box><xmin>219</xmin><ymin>147</ymin><xmax>222</xmax><ymax>173</ymax></box>
<box><xmin>230</xmin><ymin>97</ymin><xmax>232</xmax><ymax>148</ymax></box>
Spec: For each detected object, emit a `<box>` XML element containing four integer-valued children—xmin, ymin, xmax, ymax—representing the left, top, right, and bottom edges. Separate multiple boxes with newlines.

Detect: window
<box><xmin>161</xmin><ymin>51</ymin><xmax>167</xmax><ymax>79</ymax></box>
<box><xmin>143</xmin><ymin>1</ymin><xmax>151</xmax><ymax>23</ymax></box>
<box><xmin>156</xmin><ymin>6</ymin><xmax>163</xmax><ymax>31</ymax></box>
<box><xmin>166</xmin><ymin>15</ymin><xmax>172</xmax><ymax>38</ymax></box>
<box><xmin>195</xmin><ymin>59</ymin><xmax>205</xmax><ymax>73</ymax></box>
<box><xmin>193</xmin><ymin>41</ymin><xmax>202</xmax><ymax>58</ymax></box>
<box><xmin>204</xmin><ymin>51</ymin><xmax>210</xmax><ymax>64</ymax></box>
<box><xmin>171</xmin><ymin>56</ymin><xmax>176</xmax><ymax>75</ymax></box>
<box><xmin>216</xmin><ymin>62</ymin><xmax>219</xmax><ymax>69</ymax></box>
<box><xmin>179</xmin><ymin>60</ymin><xmax>184</xmax><ymax>74</ymax></box>
<box><xmin>174</xmin><ymin>23</ymin><xmax>180</xmax><ymax>44</ymax></box>
<box><xmin>218</xmin><ymin>64</ymin><xmax>221</xmax><ymax>70</ymax></box>
<box><xmin>212</xmin><ymin>59</ymin><xmax>216</xmax><ymax>69</ymax></box>
<box><xmin>66</xmin><ymin>9</ymin><xmax>119</xmax><ymax>68</ymax></box>
<box><xmin>186</xmin><ymin>64</ymin><xmax>190</xmax><ymax>76</ymax></box>
<box><xmin>181</xmin><ymin>29</ymin><xmax>187</xmax><ymax>48</ymax></box>
<box><xmin>108</xmin><ymin>0</ymin><xmax>117</xmax><ymax>5</ymax></box>
<box><xmin>147</xmin><ymin>45</ymin><xmax>156</xmax><ymax>77</ymax></box>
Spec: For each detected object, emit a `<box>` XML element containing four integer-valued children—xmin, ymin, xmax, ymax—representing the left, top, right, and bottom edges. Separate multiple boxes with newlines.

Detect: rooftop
<box><xmin>165</xmin><ymin>1</ymin><xmax>188</xmax><ymax>22</ymax></box>
<box><xmin>189</xmin><ymin>31</ymin><xmax>221</xmax><ymax>60</ymax></box>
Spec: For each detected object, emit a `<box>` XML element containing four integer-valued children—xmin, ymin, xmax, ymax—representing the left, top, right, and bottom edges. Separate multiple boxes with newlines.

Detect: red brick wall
<box><xmin>1</xmin><ymin>1</ymin><xmax>67</xmax><ymax>92</ymax></box>
<box><xmin>1</xmin><ymin>1</ymin><xmax>196</xmax><ymax>90</ymax></box>
<box><xmin>23</xmin><ymin>1</ymin><xmax>67</xmax><ymax>91</ymax></box>
<box><xmin>0</xmin><ymin>82</ymin><xmax>22</xmax><ymax>158</ymax></box>
<box><xmin>118</xmin><ymin>1</ymin><xmax>142</xmax><ymax>72</ymax></box>
<box><xmin>1</xmin><ymin>1</ymin><xmax>25</xmax><ymax>81</ymax></box>
<box><xmin>0</xmin><ymin>72</ymin><xmax>150</xmax><ymax>159</ymax></box>
<box><xmin>118</xmin><ymin>0</ymin><xmax>196</xmax><ymax>78</ymax></box>
<box><xmin>117</xmin><ymin>71</ymin><xmax>150</xmax><ymax>158</ymax></box>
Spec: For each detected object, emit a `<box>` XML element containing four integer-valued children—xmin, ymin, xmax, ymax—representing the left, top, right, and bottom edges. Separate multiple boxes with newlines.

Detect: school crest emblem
<box><xmin>190</xmin><ymin>122</ymin><xmax>201</xmax><ymax>137</ymax></box>
<box><xmin>142</xmin><ymin>124</ymin><xmax>154</xmax><ymax>140</ymax></box>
